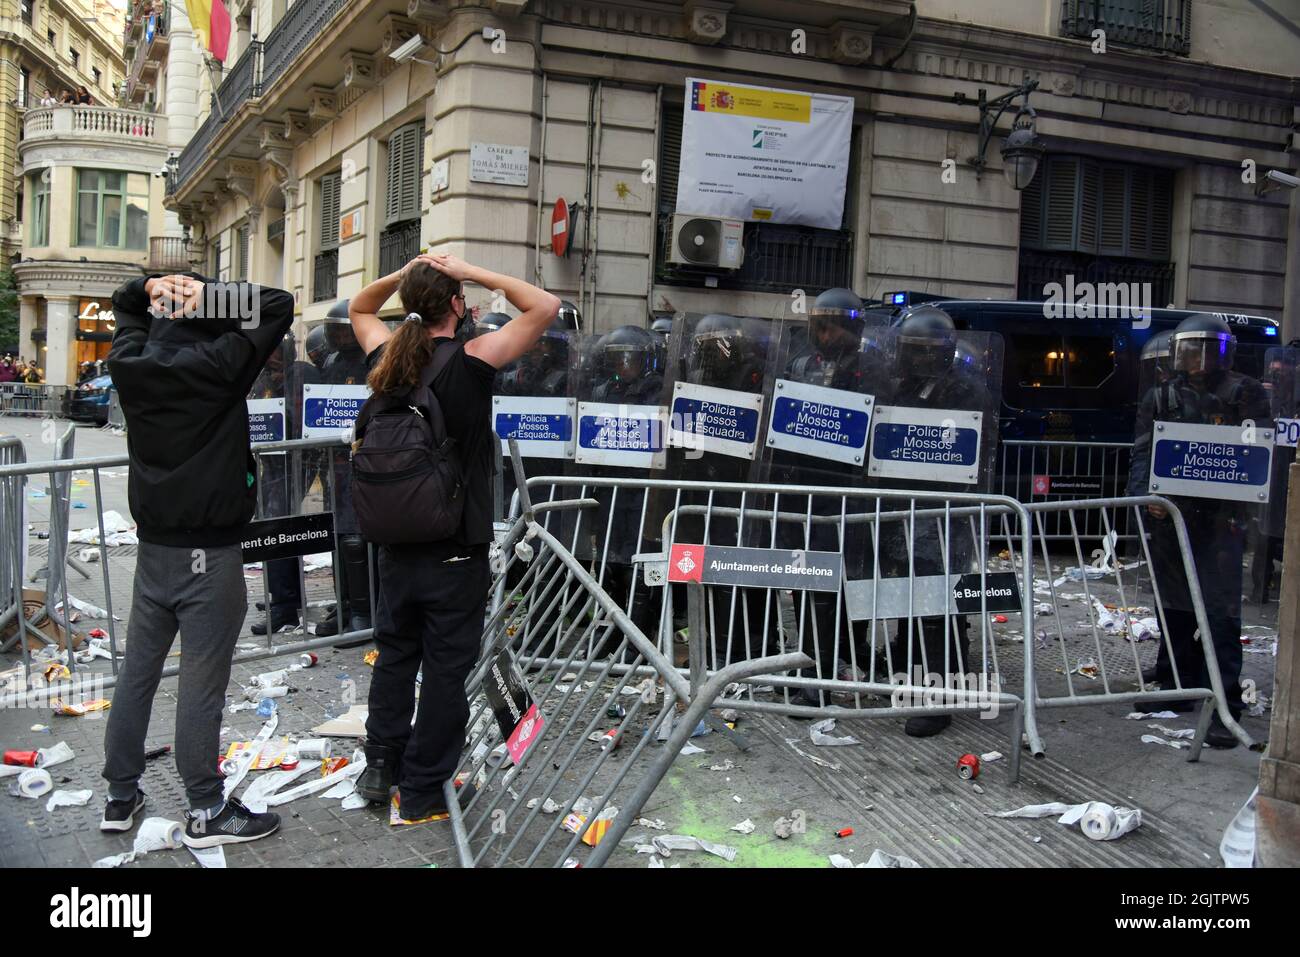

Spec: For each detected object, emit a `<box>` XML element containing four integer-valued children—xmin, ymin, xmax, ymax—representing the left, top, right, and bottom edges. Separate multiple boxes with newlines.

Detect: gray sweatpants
<box><xmin>103</xmin><ymin>542</ymin><xmax>247</xmax><ymax>809</ymax></box>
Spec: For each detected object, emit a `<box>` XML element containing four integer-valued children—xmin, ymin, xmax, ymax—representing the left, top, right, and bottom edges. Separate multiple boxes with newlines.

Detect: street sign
<box><xmin>240</xmin><ymin>513</ymin><xmax>335</xmax><ymax>563</ymax></box>
<box><xmin>667</xmin><ymin>543</ymin><xmax>842</xmax><ymax>592</ymax></box>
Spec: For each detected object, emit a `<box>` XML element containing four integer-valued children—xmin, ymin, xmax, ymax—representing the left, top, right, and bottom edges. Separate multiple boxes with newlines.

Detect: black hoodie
<box><xmin>107</xmin><ymin>275</ymin><xmax>295</xmax><ymax>547</ymax></box>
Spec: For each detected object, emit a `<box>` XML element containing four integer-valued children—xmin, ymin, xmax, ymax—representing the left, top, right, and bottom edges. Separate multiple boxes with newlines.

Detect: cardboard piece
<box><xmin>311</xmin><ymin>704</ymin><xmax>369</xmax><ymax>737</ymax></box>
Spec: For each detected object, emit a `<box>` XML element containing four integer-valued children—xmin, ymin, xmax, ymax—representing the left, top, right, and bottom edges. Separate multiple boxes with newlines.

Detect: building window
<box><xmin>19</xmin><ymin>67</ymin><xmax>30</xmax><ymax>108</ymax></box>
<box><xmin>313</xmin><ymin>170</ymin><xmax>341</xmax><ymax>303</ymax></box>
<box><xmin>210</xmin><ymin>236</ymin><xmax>222</xmax><ymax>278</ymax></box>
<box><xmin>380</xmin><ymin>122</ymin><xmax>424</xmax><ymax>275</ymax></box>
<box><xmin>30</xmin><ymin>173</ymin><xmax>50</xmax><ymax>246</ymax></box>
<box><xmin>70</xmin><ymin>49</ymin><xmax>79</xmax><ymax>69</ymax></box>
<box><xmin>92</xmin><ymin>67</ymin><xmax>101</xmax><ymax>87</ymax></box>
<box><xmin>21</xmin><ymin>0</ymin><xmax>33</xmax><ymax>26</ymax></box>
<box><xmin>48</xmin><ymin>30</ymin><xmax>55</xmax><ymax>47</ymax></box>
<box><xmin>1018</xmin><ymin>155</ymin><xmax>1175</xmax><ymax>304</ymax></box>
<box><xmin>236</xmin><ymin>222</ymin><xmax>251</xmax><ymax>280</ymax></box>
<box><xmin>1060</xmin><ymin>0</ymin><xmax>1191</xmax><ymax>55</ymax></box>
<box><xmin>653</xmin><ymin>100</ymin><xmax>856</xmax><ymax>295</ymax></box>
<box><xmin>75</xmin><ymin>170</ymin><xmax>149</xmax><ymax>250</ymax></box>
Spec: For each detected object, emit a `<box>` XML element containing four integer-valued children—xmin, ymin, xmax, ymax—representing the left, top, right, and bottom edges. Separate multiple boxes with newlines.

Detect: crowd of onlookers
<box><xmin>38</xmin><ymin>86</ymin><xmax>95</xmax><ymax>107</ymax></box>
<box><xmin>0</xmin><ymin>355</ymin><xmax>43</xmax><ymax>384</ymax></box>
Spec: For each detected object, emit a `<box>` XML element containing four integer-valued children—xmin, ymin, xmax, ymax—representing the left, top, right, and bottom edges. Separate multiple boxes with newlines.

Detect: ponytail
<box><xmin>367</xmin><ymin>316</ymin><xmax>434</xmax><ymax>395</ymax></box>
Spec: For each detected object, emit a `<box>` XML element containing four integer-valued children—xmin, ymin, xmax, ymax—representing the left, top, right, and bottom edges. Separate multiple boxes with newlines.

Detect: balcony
<box><xmin>148</xmin><ymin>236</ymin><xmax>192</xmax><ymax>272</ymax></box>
<box><xmin>22</xmin><ymin>105</ymin><xmax>165</xmax><ymax>147</ymax></box>
<box><xmin>125</xmin><ymin>4</ymin><xmax>170</xmax><ymax>102</ymax></box>
<box><xmin>1060</xmin><ymin>0</ymin><xmax>1191</xmax><ymax>55</ymax></box>
<box><xmin>313</xmin><ymin>250</ymin><xmax>339</xmax><ymax>303</ymax></box>
<box><xmin>379</xmin><ymin>221</ymin><xmax>421</xmax><ymax>277</ymax></box>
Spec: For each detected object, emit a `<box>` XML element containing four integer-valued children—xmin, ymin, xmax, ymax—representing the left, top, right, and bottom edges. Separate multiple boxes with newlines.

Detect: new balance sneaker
<box><xmin>183</xmin><ymin>798</ymin><xmax>281</xmax><ymax>848</ymax></box>
<box><xmin>100</xmin><ymin>790</ymin><xmax>146</xmax><ymax>832</ymax></box>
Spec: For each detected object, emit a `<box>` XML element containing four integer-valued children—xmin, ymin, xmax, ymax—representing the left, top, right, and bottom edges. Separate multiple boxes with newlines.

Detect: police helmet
<box><xmin>895</xmin><ymin>305</ymin><xmax>957</xmax><ymax>378</ymax></box>
<box><xmin>474</xmin><ymin>311</ymin><xmax>511</xmax><ymax>336</ymax></box>
<box><xmin>1140</xmin><ymin>329</ymin><xmax>1174</xmax><ymax>376</ymax></box>
<box><xmin>596</xmin><ymin>325</ymin><xmax>657</xmax><ymax>382</ymax></box>
<box><xmin>1170</xmin><ymin>313</ymin><xmax>1235</xmax><ymax>376</ymax></box>
<box><xmin>305</xmin><ymin>324</ymin><xmax>328</xmax><ymax>368</ymax></box>
<box><xmin>809</xmin><ymin>288</ymin><xmax>865</xmax><ymax>356</ymax></box>
<box><xmin>651</xmin><ymin>316</ymin><xmax>673</xmax><ymax>340</ymax></box>
<box><xmin>689</xmin><ymin>313</ymin><xmax>748</xmax><ymax>381</ymax></box>
<box><xmin>556</xmin><ymin>300</ymin><xmax>581</xmax><ymax>331</ymax></box>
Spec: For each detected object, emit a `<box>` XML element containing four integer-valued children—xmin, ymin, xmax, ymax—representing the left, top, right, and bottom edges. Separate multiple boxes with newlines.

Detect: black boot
<box><xmin>356</xmin><ymin>744</ymin><xmax>400</xmax><ymax>803</ymax></box>
<box><xmin>336</xmin><ymin>535</ymin><xmax>373</xmax><ymax>649</ymax></box>
<box><xmin>252</xmin><ymin>606</ymin><xmax>301</xmax><ymax>636</ymax></box>
<box><xmin>313</xmin><ymin>605</ymin><xmax>341</xmax><ymax>637</ymax></box>
<box><xmin>1205</xmin><ymin>712</ymin><xmax>1240</xmax><ymax>749</ymax></box>
<box><xmin>904</xmin><ymin>714</ymin><xmax>953</xmax><ymax>738</ymax></box>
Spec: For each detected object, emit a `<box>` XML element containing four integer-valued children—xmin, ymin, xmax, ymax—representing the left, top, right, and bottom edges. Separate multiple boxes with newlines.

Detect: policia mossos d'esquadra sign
<box><xmin>766</xmin><ymin>378</ymin><xmax>874</xmax><ymax>467</ymax></box>
<box><xmin>868</xmin><ymin>406</ymin><xmax>984</xmax><ymax>486</ymax></box>
<box><xmin>1147</xmin><ymin>420</ymin><xmax>1274</xmax><ymax>504</ymax></box>
<box><xmin>668</xmin><ymin>381</ymin><xmax>764</xmax><ymax>460</ymax></box>
<box><xmin>574</xmin><ymin>401</ymin><xmax>668</xmax><ymax>470</ymax></box>
<box><xmin>493</xmin><ymin>395</ymin><xmax>577</xmax><ymax>459</ymax></box>
<box><xmin>247</xmin><ymin>398</ymin><xmax>286</xmax><ymax>443</ymax></box>
<box><xmin>302</xmin><ymin>383</ymin><xmax>369</xmax><ymax>439</ymax></box>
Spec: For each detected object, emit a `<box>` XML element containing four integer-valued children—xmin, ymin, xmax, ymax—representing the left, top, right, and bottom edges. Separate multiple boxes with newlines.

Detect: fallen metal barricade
<box><xmin>996</xmin><ymin>440</ymin><xmax>1136</xmax><ymax>541</ymax></box>
<box><xmin>0</xmin><ymin>383</ymin><xmax>67</xmax><ymax>417</ymax></box>
<box><xmin>446</xmin><ymin>448</ymin><xmax>807</xmax><ymax>867</ymax></box>
<box><xmin>1014</xmin><ymin>495</ymin><xmax>1257</xmax><ymax>755</ymax></box>
<box><xmin>507</xmin><ymin>475</ymin><xmax>1039</xmax><ymax>781</ymax></box>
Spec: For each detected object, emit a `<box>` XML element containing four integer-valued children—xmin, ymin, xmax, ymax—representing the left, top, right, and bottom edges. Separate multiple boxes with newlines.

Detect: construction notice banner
<box><xmin>676</xmin><ymin>77</ymin><xmax>853</xmax><ymax>230</ymax></box>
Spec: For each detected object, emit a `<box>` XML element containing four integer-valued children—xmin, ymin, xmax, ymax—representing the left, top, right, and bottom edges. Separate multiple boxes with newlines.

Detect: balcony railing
<box><xmin>379</xmin><ymin>221</ymin><xmax>421</xmax><ymax>277</ymax></box>
<box><xmin>1060</xmin><ymin>0</ymin><xmax>1191</xmax><ymax>55</ymax></box>
<box><xmin>149</xmin><ymin>236</ymin><xmax>191</xmax><ymax>272</ymax></box>
<box><xmin>172</xmin><ymin>0</ymin><xmax>352</xmax><ymax>194</ymax></box>
<box><xmin>21</xmin><ymin>106</ymin><xmax>166</xmax><ymax>149</ymax></box>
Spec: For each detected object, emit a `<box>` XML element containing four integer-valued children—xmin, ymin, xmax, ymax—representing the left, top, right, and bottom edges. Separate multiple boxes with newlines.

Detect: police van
<box><xmin>882</xmin><ymin>292</ymin><xmax>1281</xmax><ymax>444</ymax></box>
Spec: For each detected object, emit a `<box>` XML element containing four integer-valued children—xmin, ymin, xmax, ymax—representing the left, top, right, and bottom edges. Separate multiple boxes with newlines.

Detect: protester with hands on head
<box><xmin>348</xmin><ymin>251</ymin><xmax>560</xmax><ymax>821</ymax></box>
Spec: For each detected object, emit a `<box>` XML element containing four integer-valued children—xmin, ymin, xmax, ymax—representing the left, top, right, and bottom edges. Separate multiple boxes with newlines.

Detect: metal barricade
<box><xmin>0</xmin><ymin>383</ymin><xmax>68</xmax><ymax>417</ymax></box>
<box><xmin>509</xmin><ymin>474</ymin><xmax>1039</xmax><ymax>779</ymax></box>
<box><xmin>1014</xmin><ymin>495</ymin><xmax>1256</xmax><ymax>755</ymax></box>
<box><xmin>0</xmin><ymin>435</ymin><xmax>27</xmax><ymax>639</ymax></box>
<box><xmin>996</xmin><ymin>440</ymin><xmax>1136</xmax><ymax>541</ymax></box>
<box><xmin>445</xmin><ymin>448</ymin><xmax>807</xmax><ymax>867</ymax></box>
<box><xmin>106</xmin><ymin>391</ymin><xmax>126</xmax><ymax>430</ymax></box>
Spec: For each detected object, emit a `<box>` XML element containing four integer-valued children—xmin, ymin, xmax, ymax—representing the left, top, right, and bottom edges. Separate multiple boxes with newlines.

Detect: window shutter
<box><xmin>659</xmin><ymin>103</ymin><xmax>683</xmax><ymax>211</ymax></box>
<box><xmin>385</xmin><ymin>123</ymin><xmax>424</xmax><ymax>227</ymax></box>
<box><xmin>237</xmin><ymin>223</ymin><xmax>250</xmax><ymax>279</ymax></box>
<box><xmin>1128</xmin><ymin>167</ymin><xmax>1153</xmax><ymax>257</ymax></box>
<box><xmin>1098</xmin><ymin>165</ymin><xmax>1129</xmax><ymax>256</ymax></box>
<box><xmin>1077</xmin><ymin>159</ymin><xmax>1100</xmax><ymax>254</ymax></box>
<box><xmin>1019</xmin><ymin>163</ymin><xmax>1044</xmax><ymax>249</ymax></box>
<box><xmin>384</xmin><ymin>130</ymin><xmax>404</xmax><ymax>226</ymax></box>
<box><xmin>1043</xmin><ymin>157</ymin><xmax>1081</xmax><ymax>251</ymax></box>
<box><xmin>1150</xmin><ymin>169</ymin><xmax>1173</xmax><ymax>260</ymax></box>
<box><xmin>319</xmin><ymin>172</ymin><xmax>341</xmax><ymax>250</ymax></box>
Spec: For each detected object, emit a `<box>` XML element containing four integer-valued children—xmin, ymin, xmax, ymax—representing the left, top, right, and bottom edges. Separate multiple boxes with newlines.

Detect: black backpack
<box><xmin>351</xmin><ymin>341</ymin><xmax>465</xmax><ymax>544</ymax></box>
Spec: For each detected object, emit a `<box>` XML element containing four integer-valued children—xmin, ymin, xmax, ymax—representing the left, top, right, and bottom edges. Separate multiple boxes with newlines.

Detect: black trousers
<box><xmin>1152</xmin><ymin>608</ymin><xmax>1243</xmax><ymax>716</ymax></box>
<box><xmin>365</xmin><ymin>545</ymin><xmax>490</xmax><ymax>812</ymax></box>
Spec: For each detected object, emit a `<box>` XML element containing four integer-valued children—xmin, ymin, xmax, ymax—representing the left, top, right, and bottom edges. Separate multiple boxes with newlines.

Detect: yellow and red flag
<box><xmin>186</xmin><ymin>0</ymin><xmax>232</xmax><ymax>63</ymax></box>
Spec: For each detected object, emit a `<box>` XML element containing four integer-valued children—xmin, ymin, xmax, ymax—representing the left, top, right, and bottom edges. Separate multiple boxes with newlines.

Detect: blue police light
<box><xmin>1264</xmin><ymin>326</ymin><xmax>1278</xmax><ymax>336</ymax></box>
<box><xmin>886</xmin><ymin>292</ymin><xmax>908</xmax><ymax>306</ymax></box>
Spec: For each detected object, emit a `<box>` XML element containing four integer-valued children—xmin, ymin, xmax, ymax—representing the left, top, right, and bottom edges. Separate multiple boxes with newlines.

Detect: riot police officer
<box><xmin>873</xmin><ymin>305</ymin><xmax>1000</xmax><ymax>738</ymax></box>
<box><xmin>314</xmin><ymin>299</ymin><xmax>375</xmax><ymax>647</ymax></box>
<box><xmin>248</xmin><ymin>332</ymin><xmax>320</xmax><ymax>634</ymax></box>
<box><xmin>1127</xmin><ymin>313</ymin><xmax>1270</xmax><ymax>748</ymax></box>
<box><xmin>1250</xmin><ymin>344</ymin><xmax>1297</xmax><ymax>603</ymax></box>
<box><xmin>573</xmin><ymin>325</ymin><xmax>666</xmax><ymax>648</ymax></box>
<box><xmin>651</xmin><ymin>316</ymin><xmax>673</xmax><ymax>353</ymax></box>
<box><xmin>766</xmin><ymin>289</ymin><xmax>888</xmax><ymax>704</ymax></box>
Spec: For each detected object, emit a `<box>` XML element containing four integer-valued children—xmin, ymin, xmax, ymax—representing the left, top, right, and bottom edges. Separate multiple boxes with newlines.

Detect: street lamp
<box><xmin>954</xmin><ymin>76</ymin><xmax>1045</xmax><ymax>190</ymax></box>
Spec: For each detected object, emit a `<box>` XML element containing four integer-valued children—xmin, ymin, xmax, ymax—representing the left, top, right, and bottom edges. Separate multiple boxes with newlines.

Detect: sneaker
<box><xmin>183</xmin><ymin>798</ymin><xmax>281</xmax><ymax>848</ymax></box>
<box><xmin>100</xmin><ymin>790</ymin><xmax>146</xmax><ymax>832</ymax></box>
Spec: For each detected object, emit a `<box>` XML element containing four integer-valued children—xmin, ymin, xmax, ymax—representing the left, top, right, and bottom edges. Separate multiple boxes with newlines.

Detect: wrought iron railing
<box><xmin>379</xmin><ymin>220</ymin><xmax>421</xmax><ymax>277</ymax></box>
<box><xmin>261</xmin><ymin>0</ymin><xmax>350</xmax><ymax>92</ymax></box>
<box><xmin>267</xmin><ymin>216</ymin><xmax>286</xmax><ymax>243</ymax></box>
<box><xmin>313</xmin><ymin>250</ymin><xmax>339</xmax><ymax>303</ymax></box>
<box><xmin>1060</xmin><ymin>0</ymin><xmax>1191</xmax><ymax>55</ymax></box>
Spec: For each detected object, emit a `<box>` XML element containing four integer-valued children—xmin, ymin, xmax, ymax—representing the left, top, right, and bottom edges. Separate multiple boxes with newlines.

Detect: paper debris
<box><xmin>810</xmin><ymin>718</ymin><xmax>861</xmax><ymax>747</ymax></box>
<box><xmin>526</xmin><ymin>797</ymin><xmax>563</xmax><ymax>814</ymax></box>
<box><xmin>866</xmin><ymin>849</ymin><xmax>922</xmax><ymax>868</ymax></box>
<box><xmin>979</xmin><ymin>751</ymin><xmax>1003</xmax><ymax>764</ymax></box>
<box><xmin>93</xmin><ymin>818</ymin><xmax>184</xmax><ymax>867</ymax></box>
<box><xmin>312</xmin><ymin>704</ymin><xmax>369</xmax><ymax>737</ymax></box>
<box><xmin>1126</xmin><ymin>710</ymin><xmax>1179</xmax><ymax>720</ymax></box>
<box><xmin>731</xmin><ymin>819</ymin><xmax>756</xmax><ymax>834</ymax></box>
<box><xmin>708</xmin><ymin>759</ymin><xmax>736</xmax><ymax>772</ymax></box>
<box><xmin>187</xmin><ymin>845</ymin><xmax>227</xmax><ymax>868</ymax></box>
<box><xmin>1141</xmin><ymin>734</ymin><xmax>1190</xmax><ymax>750</ymax></box>
<box><xmin>1220</xmin><ymin>787</ymin><xmax>1258</xmax><ymax>868</ymax></box>
<box><xmin>992</xmin><ymin>801</ymin><xmax>1142</xmax><ymax>840</ymax></box>
<box><xmin>651</xmin><ymin>834</ymin><xmax>737</xmax><ymax>861</ymax></box>
<box><xmin>45</xmin><ymin>789</ymin><xmax>93</xmax><ymax>811</ymax></box>
<box><xmin>679</xmin><ymin>742</ymin><xmax>706</xmax><ymax>756</ymax></box>
<box><xmin>784</xmin><ymin>737</ymin><xmax>842</xmax><ymax>771</ymax></box>
<box><xmin>636</xmin><ymin>817</ymin><xmax>666</xmax><ymax>830</ymax></box>
<box><xmin>1147</xmin><ymin>724</ymin><xmax>1196</xmax><ymax>739</ymax></box>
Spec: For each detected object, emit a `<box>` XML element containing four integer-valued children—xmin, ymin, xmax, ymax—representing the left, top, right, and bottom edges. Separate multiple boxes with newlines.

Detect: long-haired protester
<box><xmin>348</xmin><ymin>252</ymin><xmax>559</xmax><ymax>821</ymax></box>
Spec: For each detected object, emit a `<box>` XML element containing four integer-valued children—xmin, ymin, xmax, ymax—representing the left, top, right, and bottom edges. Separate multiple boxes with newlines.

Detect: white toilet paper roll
<box><xmin>1080</xmin><ymin>803</ymin><xmax>1118</xmax><ymax>841</ymax></box>
<box><xmin>295</xmin><ymin>738</ymin><xmax>332</xmax><ymax>759</ymax></box>
<box><xmin>16</xmin><ymin>768</ymin><xmax>53</xmax><ymax>798</ymax></box>
<box><xmin>133</xmin><ymin>817</ymin><xmax>184</xmax><ymax>853</ymax></box>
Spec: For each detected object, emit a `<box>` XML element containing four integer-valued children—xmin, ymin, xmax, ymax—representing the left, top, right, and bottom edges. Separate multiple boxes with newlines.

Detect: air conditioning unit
<box><xmin>669</xmin><ymin>214</ymin><xmax>744</xmax><ymax>270</ymax></box>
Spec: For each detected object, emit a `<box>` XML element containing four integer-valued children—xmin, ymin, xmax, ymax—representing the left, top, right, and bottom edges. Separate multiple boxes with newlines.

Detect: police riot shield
<box><xmin>756</xmin><ymin>293</ymin><xmax>891</xmax><ymax>690</ymax></box>
<box><xmin>247</xmin><ymin>332</ymin><xmax>323</xmax><ymax>631</ymax></box>
<box><xmin>492</xmin><ymin>325</ymin><xmax>579</xmax><ymax>537</ymax></box>
<box><xmin>1128</xmin><ymin>315</ymin><xmax>1272</xmax><ymax>699</ymax></box>
<box><xmin>857</xmin><ymin>313</ymin><xmax>1004</xmax><ymax>688</ymax></box>
<box><xmin>653</xmin><ymin>312</ymin><xmax>778</xmax><ymax>666</ymax></box>
<box><xmin>567</xmin><ymin>326</ymin><xmax>669</xmax><ymax>644</ymax></box>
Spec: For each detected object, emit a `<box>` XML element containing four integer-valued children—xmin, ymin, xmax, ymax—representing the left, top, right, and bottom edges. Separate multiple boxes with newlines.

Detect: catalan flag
<box><xmin>185</xmin><ymin>0</ymin><xmax>232</xmax><ymax>63</ymax></box>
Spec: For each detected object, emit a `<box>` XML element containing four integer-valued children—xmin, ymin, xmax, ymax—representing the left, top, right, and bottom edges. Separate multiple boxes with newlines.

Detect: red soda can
<box><xmin>836</xmin><ymin>827</ymin><xmax>854</xmax><ymax>838</ymax></box>
<box><xmin>280</xmin><ymin>756</ymin><xmax>299</xmax><ymax>771</ymax></box>
<box><xmin>299</xmin><ymin>653</ymin><xmax>318</xmax><ymax>669</ymax></box>
<box><xmin>3</xmin><ymin>750</ymin><xmax>39</xmax><ymax>768</ymax></box>
<box><xmin>957</xmin><ymin>753</ymin><xmax>980</xmax><ymax>780</ymax></box>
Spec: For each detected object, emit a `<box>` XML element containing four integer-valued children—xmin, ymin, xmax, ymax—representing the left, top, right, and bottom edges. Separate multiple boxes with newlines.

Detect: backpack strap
<box><xmin>354</xmin><ymin>340</ymin><xmax>461</xmax><ymax>438</ymax></box>
<box><xmin>412</xmin><ymin>340</ymin><xmax>460</xmax><ymax>446</ymax></box>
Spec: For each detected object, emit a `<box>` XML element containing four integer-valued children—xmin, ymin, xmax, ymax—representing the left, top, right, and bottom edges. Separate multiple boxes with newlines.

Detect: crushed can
<box><xmin>957</xmin><ymin>753</ymin><xmax>980</xmax><ymax>780</ymax></box>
